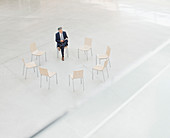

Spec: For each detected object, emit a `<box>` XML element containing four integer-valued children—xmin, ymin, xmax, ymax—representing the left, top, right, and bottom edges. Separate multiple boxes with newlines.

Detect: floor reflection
<box><xmin>82</xmin><ymin>0</ymin><xmax>170</xmax><ymax>27</ymax></box>
<box><xmin>82</xmin><ymin>0</ymin><xmax>119</xmax><ymax>11</ymax></box>
<box><xmin>119</xmin><ymin>4</ymin><xmax>170</xmax><ymax>27</ymax></box>
<box><xmin>0</xmin><ymin>0</ymin><xmax>41</xmax><ymax>14</ymax></box>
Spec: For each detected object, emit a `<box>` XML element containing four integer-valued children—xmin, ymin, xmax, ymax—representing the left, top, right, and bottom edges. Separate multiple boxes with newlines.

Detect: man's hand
<box><xmin>58</xmin><ymin>47</ymin><xmax>60</xmax><ymax>51</ymax></box>
<box><xmin>60</xmin><ymin>40</ymin><xmax>64</xmax><ymax>42</ymax></box>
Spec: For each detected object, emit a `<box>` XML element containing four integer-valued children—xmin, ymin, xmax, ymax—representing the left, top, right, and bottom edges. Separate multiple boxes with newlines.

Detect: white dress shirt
<box><xmin>60</xmin><ymin>33</ymin><xmax>64</xmax><ymax>40</ymax></box>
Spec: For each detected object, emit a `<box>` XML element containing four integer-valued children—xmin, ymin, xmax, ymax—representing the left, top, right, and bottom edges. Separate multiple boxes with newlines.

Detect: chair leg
<box><xmin>22</xmin><ymin>65</ymin><xmax>25</xmax><ymax>75</ymax></box>
<box><xmin>25</xmin><ymin>68</ymin><xmax>27</xmax><ymax>80</ymax></box>
<box><xmin>86</xmin><ymin>51</ymin><xmax>88</xmax><ymax>61</ymax></box>
<box><xmin>102</xmin><ymin>70</ymin><xmax>105</xmax><ymax>81</ymax></box>
<box><xmin>78</xmin><ymin>49</ymin><xmax>79</xmax><ymax>58</ymax></box>
<box><xmin>46</xmin><ymin>76</ymin><xmax>48</xmax><ymax>81</ymax></box>
<box><xmin>96</xmin><ymin>55</ymin><xmax>97</xmax><ymax>65</ymax></box>
<box><xmin>92</xmin><ymin>69</ymin><xmax>94</xmax><ymax>80</ymax></box>
<box><xmin>57</xmin><ymin>49</ymin><xmax>58</xmax><ymax>58</ymax></box>
<box><xmin>40</xmin><ymin>75</ymin><xmax>42</xmax><ymax>88</ymax></box>
<box><xmin>106</xmin><ymin>67</ymin><xmax>109</xmax><ymax>78</ymax></box>
<box><xmin>69</xmin><ymin>75</ymin><xmax>70</xmax><ymax>86</ymax></box>
<box><xmin>91</xmin><ymin>48</ymin><xmax>93</xmax><ymax>56</ymax></box>
<box><xmin>39</xmin><ymin>56</ymin><xmax>40</xmax><ymax>66</ymax></box>
<box><xmin>67</xmin><ymin>47</ymin><xmax>69</xmax><ymax>57</ymax></box>
<box><xmin>45</xmin><ymin>52</ymin><xmax>47</xmax><ymax>61</ymax></box>
<box><xmin>33</xmin><ymin>67</ymin><xmax>35</xmax><ymax>72</ymax></box>
<box><xmin>83</xmin><ymin>78</ymin><xmax>84</xmax><ymax>91</ymax></box>
<box><xmin>109</xmin><ymin>58</ymin><xmax>111</xmax><ymax>67</ymax></box>
<box><xmin>57</xmin><ymin>50</ymin><xmax>59</xmax><ymax>58</ymax></box>
<box><xmin>80</xmin><ymin>78</ymin><xmax>82</xmax><ymax>84</ymax></box>
<box><xmin>36</xmin><ymin>67</ymin><xmax>39</xmax><ymax>77</ymax></box>
<box><xmin>48</xmin><ymin>77</ymin><xmax>50</xmax><ymax>89</ymax></box>
<box><xmin>56</xmin><ymin>73</ymin><xmax>58</xmax><ymax>84</ymax></box>
<box><xmin>72</xmin><ymin>79</ymin><xmax>75</xmax><ymax>92</ymax></box>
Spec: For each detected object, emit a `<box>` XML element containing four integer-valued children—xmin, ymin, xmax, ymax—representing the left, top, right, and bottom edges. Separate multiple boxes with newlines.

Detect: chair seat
<box><xmin>25</xmin><ymin>62</ymin><xmax>37</xmax><ymax>68</ymax></box>
<box><xmin>32</xmin><ymin>50</ymin><xmax>45</xmax><ymax>56</ymax></box>
<box><xmin>70</xmin><ymin>74</ymin><xmax>83</xmax><ymax>79</ymax></box>
<box><xmin>48</xmin><ymin>71</ymin><xmax>56</xmax><ymax>77</ymax></box>
<box><xmin>97</xmin><ymin>54</ymin><xmax>108</xmax><ymax>59</ymax></box>
<box><xmin>93</xmin><ymin>65</ymin><xmax>104</xmax><ymax>71</ymax></box>
<box><xmin>79</xmin><ymin>46</ymin><xmax>91</xmax><ymax>51</ymax></box>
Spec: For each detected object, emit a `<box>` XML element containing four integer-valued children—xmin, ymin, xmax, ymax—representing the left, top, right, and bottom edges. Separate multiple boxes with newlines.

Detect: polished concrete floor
<box><xmin>0</xmin><ymin>0</ymin><xmax>170</xmax><ymax>138</ymax></box>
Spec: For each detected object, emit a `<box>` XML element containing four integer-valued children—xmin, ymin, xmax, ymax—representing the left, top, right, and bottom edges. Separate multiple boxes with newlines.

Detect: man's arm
<box><xmin>65</xmin><ymin>32</ymin><xmax>68</xmax><ymax>39</ymax></box>
<box><xmin>64</xmin><ymin>32</ymin><xmax>68</xmax><ymax>40</ymax></box>
<box><xmin>55</xmin><ymin>33</ymin><xmax>60</xmax><ymax>43</ymax></box>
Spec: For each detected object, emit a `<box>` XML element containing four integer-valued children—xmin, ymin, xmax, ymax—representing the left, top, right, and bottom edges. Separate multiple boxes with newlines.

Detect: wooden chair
<box><xmin>69</xmin><ymin>70</ymin><xmax>84</xmax><ymax>91</ymax></box>
<box><xmin>22</xmin><ymin>58</ymin><xmax>38</xmax><ymax>79</ymax></box>
<box><xmin>57</xmin><ymin>46</ymin><xmax>69</xmax><ymax>58</ymax></box>
<box><xmin>92</xmin><ymin>60</ymin><xmax>109</xmax><ymax>81</ymax></box>
<box><xmin>39</xmin><ymin>67</ymin><xmax>58</xmax><ymax>89</ymax></box>
<box><xmin>78</xmin><ymin>38</ymin><xmax>92</xmax><ymax>60</ymax></box>
<box><xmin>30</xmin><ymin>43</ymin><xmax>47</xmax><ymax>65</ymax></box>
<box><xmin>96</xmin><ymin>46</ymin><xmax>111</xmax><ymax>67</ymax></box>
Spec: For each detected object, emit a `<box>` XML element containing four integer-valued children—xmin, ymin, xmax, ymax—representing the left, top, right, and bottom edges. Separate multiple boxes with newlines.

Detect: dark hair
<box><xmin>58</xmin><ymin>27</ymin><xmax>62</xmax><ymax>30</ymax></box>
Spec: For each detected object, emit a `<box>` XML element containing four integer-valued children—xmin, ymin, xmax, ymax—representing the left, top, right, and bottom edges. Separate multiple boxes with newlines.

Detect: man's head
<box><xmin>58</xmin><ymin>27</ymin><xmax>63</xmax><ymax>33</ymax></box>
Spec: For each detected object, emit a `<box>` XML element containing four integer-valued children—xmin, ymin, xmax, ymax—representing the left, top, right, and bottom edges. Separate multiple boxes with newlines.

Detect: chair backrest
<box><xmin>73</xmin><ymin>70</ymin><xmax>84</xmax><ymax>79</ymax></box>
<box><xmin>106</xmin><ymin>46</ymin><xmax>111</xmax><ymax>57</ymax></box>
<box><xmin>39</xmin><ymin>67</ymin><xmax>49</xmax><ymax>76</ymax></box>
<box><xmin>103</xmin><ymin>60</ymin><xmax>108</xmax><ymax>69</ymax></box>
<box><xmin>30</xmin><ymin>43</ymin><xmax>37</xmax><ymax>53</ymax></box>
<box><xmin>84</xmin><ymin>38</ymin><xmax>92</xmax><ymax>48</ymax></box>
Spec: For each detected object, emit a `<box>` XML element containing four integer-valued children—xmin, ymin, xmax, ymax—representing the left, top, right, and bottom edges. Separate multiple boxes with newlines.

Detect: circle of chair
<box><xmin>22</xmin><ymin>38</ymin><xmax>111</xmax><ymax>91</ymax></box>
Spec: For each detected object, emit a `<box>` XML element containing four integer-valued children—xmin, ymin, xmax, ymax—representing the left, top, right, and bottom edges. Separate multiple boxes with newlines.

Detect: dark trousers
<box><xmin>57</xmin><ymin>40</ymin><xmax>68</xmax><ymax>57</ymax></box>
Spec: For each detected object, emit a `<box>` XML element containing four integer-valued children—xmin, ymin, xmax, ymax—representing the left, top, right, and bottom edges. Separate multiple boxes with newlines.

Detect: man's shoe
<box><xmin>62</xmin><ymin>57</ymin><xmax>64</xmax><ymax>61</ymax></box>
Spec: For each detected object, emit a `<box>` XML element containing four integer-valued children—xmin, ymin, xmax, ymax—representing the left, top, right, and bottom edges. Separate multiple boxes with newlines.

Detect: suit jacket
<box><xmin>55</xmin><ymin>31</ymin><xmax>68</xmax><ymax>47</ymax></box>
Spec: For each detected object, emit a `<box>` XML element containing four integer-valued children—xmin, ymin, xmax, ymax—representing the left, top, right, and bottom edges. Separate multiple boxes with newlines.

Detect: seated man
<box><xmin>55</xmin><ymin>27</ymin><xmax>68</xmax><ymax>61</ymax></box>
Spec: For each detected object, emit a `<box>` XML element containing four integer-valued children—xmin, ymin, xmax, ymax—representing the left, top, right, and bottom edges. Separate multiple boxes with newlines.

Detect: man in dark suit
<box><xmin>55</xmin><ymin>27</ymin><xmax>68</xmax><ymax>61</ymax></box>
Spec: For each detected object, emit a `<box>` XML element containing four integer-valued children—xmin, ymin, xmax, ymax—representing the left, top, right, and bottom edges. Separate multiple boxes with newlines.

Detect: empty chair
<box><xmin>78</xmin><ymin>38</ymin><xmax>92</xmax><ymax>60</ymax></box>
<box><xmin>30</xmin><ymin>43</ymin><xmax>47</xmax><ymax>65</ymax></box>
<box><xmin>69</xmin><ymin>70</ymin><xmax>84</xmax><ymax>91</ymax></box>
<box><xmin>96</xmin><ymin>46</ymin><xmax>111</xmax><ymax>67</ymax></box>
<box><xmin>39</xmin><ymin>67</ymin><xmax>58</xmax><ymax>89</ymax></box>
<box><xmin>57</xmin><ymin>46</ymin><xmax>69</xmax><ymax>58</ymax></box>
<box><xmin>22</xmin><ymin>58</ymin><xmax>38</xmax><ymax>79</ymax></box>
<box><xmin>92</xmin><ymin>60</ymin><xmax>109</xmax><ymax>81</ymax></box>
